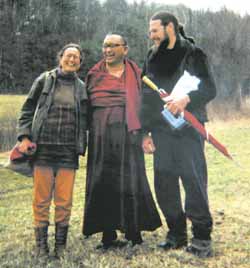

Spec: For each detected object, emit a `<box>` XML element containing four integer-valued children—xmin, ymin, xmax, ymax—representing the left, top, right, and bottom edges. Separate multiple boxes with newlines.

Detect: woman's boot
<box><xmin>54</xmin><ymin>223</ymin><xmax>69</xmax><ymax>259</ymax></box>
<box><xmin>34</xmin><ymin>226</ymin><xmax>49</xmax><ymax>260</ymax></box>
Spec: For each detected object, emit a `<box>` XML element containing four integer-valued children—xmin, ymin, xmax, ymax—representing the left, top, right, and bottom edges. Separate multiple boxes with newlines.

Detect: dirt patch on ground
<box><xmin>0</xmin><ymin>151</ymin><xmax>10</xmax><ymax>157</ymax></box>
<box><xmin>0</xmin><ymin>151</ymin><xmax>10</xmax><ymax>167</ymax></box>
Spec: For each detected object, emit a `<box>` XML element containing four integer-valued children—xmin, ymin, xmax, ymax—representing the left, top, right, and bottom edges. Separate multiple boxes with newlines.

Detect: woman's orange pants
<box><xmin>32</xmin><ymin>165</ymin><xmax>75</xmax><ymax>227</ymax></box>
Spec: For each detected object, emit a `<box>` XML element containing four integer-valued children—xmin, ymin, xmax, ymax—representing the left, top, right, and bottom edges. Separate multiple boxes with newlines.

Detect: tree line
<box><xmin>1</xmin><ymin>0</ymin><xmax>250</xmax><ymax>107</ymax></box>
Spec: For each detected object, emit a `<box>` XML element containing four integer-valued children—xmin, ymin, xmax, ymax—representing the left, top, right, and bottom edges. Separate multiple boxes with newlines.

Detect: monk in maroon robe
<box><xmin>82</xmin><ymin>34</ymin><xmax>161</xmax><ymax>249</ymax></box>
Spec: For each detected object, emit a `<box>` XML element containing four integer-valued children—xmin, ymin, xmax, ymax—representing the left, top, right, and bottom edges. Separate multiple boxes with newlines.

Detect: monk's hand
<box><xmin>164</xmin><ymin>94</ymin><xmax>190</xmax><ymax>115</ymax></box>
<box><xmin>142</xmin><ymin>135</ymin><xmax>155</xmax><ymax>154</ymax></box>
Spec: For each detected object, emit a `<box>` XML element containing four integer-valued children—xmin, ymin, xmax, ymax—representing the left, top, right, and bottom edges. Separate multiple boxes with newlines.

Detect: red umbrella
<box><xmin>142</xmin><ymin>76</ymin><xmax>233</xmax><ymax>161</ymax></box>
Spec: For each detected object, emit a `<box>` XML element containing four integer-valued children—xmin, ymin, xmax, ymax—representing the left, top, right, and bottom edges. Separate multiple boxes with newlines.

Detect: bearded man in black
<box><xmin>140</xmin><ymin>11</ymin><xmax>216</xmax><ymax>258</ymax></box>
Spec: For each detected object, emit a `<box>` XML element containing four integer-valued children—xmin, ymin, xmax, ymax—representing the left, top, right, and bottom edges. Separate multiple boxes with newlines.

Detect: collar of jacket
<box><xmin>148</xmin><ymin>36</ymin><xmax>192</xmax><ymax>59</ymax></box>
<box><xmin>158</xmin><ymin>35</ymin><xmax>182</xmax><ymax>51</ymax></box>
<box><xmin>148</xmin><ymin>37</ymin><xmax>177</xmax><ymax>61</ymax></box>
<box><xmin>47</xmin><ymin>68</ymin><xmax>58</xmax><ymax>78</ymax></box>
<box><xmin>39</xmin><ymin>69</ymin><xmax>57</xmax><ymax>95</ymax></box>
<box><xmin>43</xmin><ymin>68</ymin><xmax>87</xmax><ymax>100</ymax></box>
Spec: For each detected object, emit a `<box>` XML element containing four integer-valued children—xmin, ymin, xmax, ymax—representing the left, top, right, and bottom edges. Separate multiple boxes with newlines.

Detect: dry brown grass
<box><xmin>0</xmin><ymin>95</ymin><xmax>26</xmax><ymax>151</ymax></box>
<box><xmin>0</xmin><ymin>95</ymin><xmax>250</xmax><ymax>267</ymax></box>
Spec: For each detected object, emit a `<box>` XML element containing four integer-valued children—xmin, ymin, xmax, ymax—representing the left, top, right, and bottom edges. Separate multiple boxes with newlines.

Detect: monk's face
<box><xmin>60</xmin><ymin>47</ymin><xmax>81</xmax><ymax>73</ymax></box>
<box><xmin>102</xmin><ymin>35</ymin><xmax>128</xmax><ymax>66</ymax></box>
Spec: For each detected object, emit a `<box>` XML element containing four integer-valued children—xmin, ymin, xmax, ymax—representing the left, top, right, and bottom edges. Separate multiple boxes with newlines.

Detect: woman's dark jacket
<box><xmin>141</xmin><ymin>37</ymin><xmax>217</xmax><ymax>133</ymax></box>
<box><xmin>17</xmin><ymin>68</ymin><xmax>88</xmax><ymax>155</ymax></box>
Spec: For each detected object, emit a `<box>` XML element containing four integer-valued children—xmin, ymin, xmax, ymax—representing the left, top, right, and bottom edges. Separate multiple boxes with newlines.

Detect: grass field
<box><xmin>0</xmin><ymin>96</ymin><xmax>250</xmax><ymax>267</ymax></box>
<box><xmin>0</xmin><ymin>95</ymin><xmax>26</xmax><ymax>151</ymax></box>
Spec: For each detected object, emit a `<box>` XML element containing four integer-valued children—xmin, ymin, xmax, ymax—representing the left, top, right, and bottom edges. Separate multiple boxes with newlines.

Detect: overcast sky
<box><xmin>126</xmin><ymin>0</ymin><xmax>250</xmax><ymax>16</ymax></box>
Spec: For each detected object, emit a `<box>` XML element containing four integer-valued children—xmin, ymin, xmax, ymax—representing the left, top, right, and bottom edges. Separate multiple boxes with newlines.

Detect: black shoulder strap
<box><xmin>35</xmin><ymin>70</ymin><xmax>55</xmax><ymax>108</ymax></box>
<box><xmin>41</xmin><ymin>69</ymin><xmax>56</xmax><ymax>94</ymax></box>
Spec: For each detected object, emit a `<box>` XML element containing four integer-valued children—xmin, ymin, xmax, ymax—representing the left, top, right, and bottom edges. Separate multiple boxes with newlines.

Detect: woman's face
<box><xmin>60</xmin><ymin>47</ymin><xmax>81</xmax><ymax>73</ymax></box>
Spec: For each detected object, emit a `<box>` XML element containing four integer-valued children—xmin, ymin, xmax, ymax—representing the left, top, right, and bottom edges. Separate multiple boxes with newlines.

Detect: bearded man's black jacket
<box><xmin>140</xmin><ymin>37</ymin><xmax>217</xmax><ymax>133</ymax></box>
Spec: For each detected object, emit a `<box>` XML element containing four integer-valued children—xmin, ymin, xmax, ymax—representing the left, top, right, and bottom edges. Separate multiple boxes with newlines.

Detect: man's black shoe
<box><xmin>186</xmin><ymin>238</ymin><xmax>213</xmax><ymax>258</ymax></box>
<box><xmin>96</xmin><ymin>240</ymin><xmax>128</xmax><ymax>250</ymax></box>
<box><xmin>96</xmin><ymin>242</ymin><xmax>112</xmax><ymax>250</ymax></box>
<box><xmin>158</xmin><ymin>237</ymin><xmax>187</xmax><ymax>250</ymax></box>
<box><xmin>131</xmin><ymin>232</ymin><xmax>143</xmax><ymax>246</ymax></box>
<box><xmin>96</xmin><ymin>230</ymin><xmax>117</xmax><ymax>250</ymax></box>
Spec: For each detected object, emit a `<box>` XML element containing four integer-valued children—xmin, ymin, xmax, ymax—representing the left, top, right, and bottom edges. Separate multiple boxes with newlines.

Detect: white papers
<box><xmin>171</xmin><ymin>70</ymin><xmax>200</xmax><ymax>98</ymax></box>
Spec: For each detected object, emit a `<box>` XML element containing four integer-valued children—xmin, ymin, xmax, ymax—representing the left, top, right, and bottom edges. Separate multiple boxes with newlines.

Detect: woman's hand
<box><xmin>19</xmin><ymin>137</ymin><xmax>36</xmax><ymax>155</ymax></box>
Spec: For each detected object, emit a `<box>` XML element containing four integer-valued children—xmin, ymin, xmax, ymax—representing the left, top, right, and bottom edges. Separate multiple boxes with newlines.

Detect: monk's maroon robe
<box><xmin>82</xmin><ymin>59</ymin><xmax>161</xmax><ymax>237</ymax></box>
